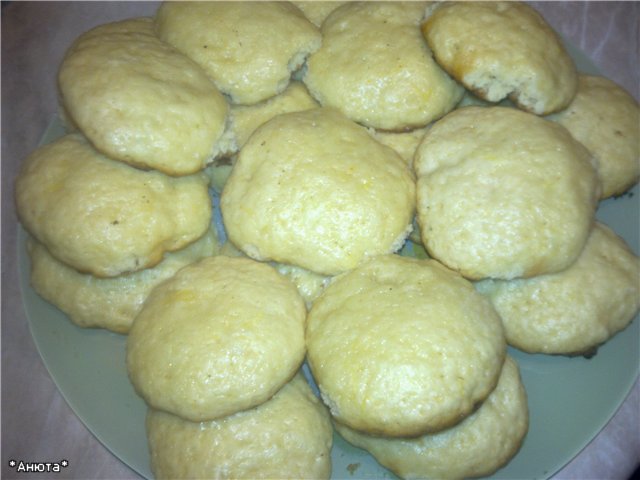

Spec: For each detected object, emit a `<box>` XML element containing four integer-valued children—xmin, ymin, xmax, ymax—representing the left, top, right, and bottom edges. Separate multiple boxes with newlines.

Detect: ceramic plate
<box><xmin>18</xmin><ymin>42</ymin><xmax>639</xmax><ymax>479</ymax></box>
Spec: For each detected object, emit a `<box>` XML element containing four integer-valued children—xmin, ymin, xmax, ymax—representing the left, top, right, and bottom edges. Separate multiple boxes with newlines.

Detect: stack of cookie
<box><xmin>14</xmin><ymin>1</ymin><xmax>639</xmax><ymax>479</ymax></box>
<box><xmin>14</xmin><ymin>16</ymin><xmax>229</xmax><ymax>334</ymax></box>
<box><xmin>417</xmin><ymin>1</ymin><xmax>640</xmax><ymax>360</ymax></box>
<box><xmin>127</xmin><ymin>255</ymin><xmax>333</xmax><ymax>479</ymax></box>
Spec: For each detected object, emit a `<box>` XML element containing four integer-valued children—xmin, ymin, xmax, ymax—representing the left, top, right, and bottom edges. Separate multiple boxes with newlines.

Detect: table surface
<box><xmin>2</xmin><ymin>2</ymin><xmax>638</xmax><ymax>479</ymax></box>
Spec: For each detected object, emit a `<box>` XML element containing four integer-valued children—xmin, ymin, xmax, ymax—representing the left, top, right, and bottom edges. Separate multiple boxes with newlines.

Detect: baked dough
<box><xmin>306</xmin><ymin>254</ymin><xmax>506</xmax><ymax>437</ymax></box>
<box><xmin>548</xmin><ymin>75</ymin><xmax>640</xmax><ymax>198</ymax></box>
<box><xmin>335</xmin><ymin>356</ymin><xmax>528</xmax><ymax>480</ymax></box>
<box><xmin>15</xmin><ymin>134</ymin><xmax>212</xmax><ymax>278</ymax></box>
<box><xmin>303</xmin><ymin>2</ymin><xmax>463</xmax><ymax>130</ymax></box>
<box><xmin>414</xmin><ymin>106</ymin><xmax>599</xmax><ymax>280</ymax></box>
<box><xmin>146</xmin><ymin>373</ymin><xmax>333</xmax><ymax>480</ymax></box>
<box><xmin>476</xmin><ymin>222</ymin><xmax>640</xmax><ymax>356</ymax></box>
<box><xmin>58</xmin><ymin>17</ymin><xmax>230</xmax><ymax>176</ymax></box>
<box><xmin>27</xmin><ymin>228</ymin><xmax>219</xmax><ymax>334</ymax></box>
<box><xmin>155</xmin><ymin>2</ymin><xmax>321</xmax><ymax>105</ymax></box>
<box><xmin>221</xmin><ymin>107</ymin><xmax>416</xmax><ymax>276</ymax></box>
<box><xmin>126</xmin><ymin>255</ymin><xmax>306</xmax><ymax>422</ymax></box>
<box><xmin>423</xmin><ymin>1</ymin><xmax>577</xmax><ymax>115</ymax></box>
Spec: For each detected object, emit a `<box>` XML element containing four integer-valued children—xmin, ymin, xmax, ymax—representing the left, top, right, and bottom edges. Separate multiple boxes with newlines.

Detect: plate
<box><xmin>18</xmin><ymin>43</ymin><xmax>639</xmax><ymax>479</ymax></box>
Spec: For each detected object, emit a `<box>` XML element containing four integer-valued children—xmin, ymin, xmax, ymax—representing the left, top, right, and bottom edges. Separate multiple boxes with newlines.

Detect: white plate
<box><xmin>18</xmin><ymin>43</ymin><xmax>639</xmax><ymax>479</ymax></box>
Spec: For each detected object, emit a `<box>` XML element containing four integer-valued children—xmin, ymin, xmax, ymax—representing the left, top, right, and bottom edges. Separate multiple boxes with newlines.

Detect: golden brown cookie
<box><xmin>423</xmin><ymin>1</ymin><xmax>577</xmax><ymax>115</ymax></box>
<box><xmin>58</xmin><ymin>17</ymin><xmax>230</xmax><ymax>175</ymax></box>
<box><xmin>146</xmin><ymin>373</ymin><xmax>333</xmax><ymax>480</ymax></box>
<box><xmin>126</xmin><ymin>256</ymin><xmax>306</xmax><ymax>422</ymax></box>
<box><xmin>15</xmin><ymin>134</ymin><xmax>212</xmax><ymax>278</ymax></box>
<box><xmin>414</xmin><ymin>106</ymin><xmax>599</xmax><ymax>280</ymax></box>
<box><xmin>27</xmin><ymin>228</ymin><xmax>219</xmax><ymax>334</ymax></box>
<box><xmin>335</xmin><ymin>356</ymin><xmax>528</xmax><ymax>480</ymax></box>
<box><xmin>221</xmin><ymin>107</ymin><xmax>416</xmax><ymax>276</ymax></box>
<box><xmin>303</xmin><ymin>2</ymin><xmax>463</xmax><ymax>130</ymax></box>
<box><xmin>549</xmin><ymin>75</ymin><xmax>640</xmax><ymax>198</ymax></box>
<box><xmin>306</xmin><ymin>255</ymin><xmax>506</xmax><ymax>437</ymax></box>
<box><xmin>155</xmin><ymin>2</ymin><xmax>321</xmax><ymax>105</ymax></box>
<box><xmin>476</xmin><ymin>222</ymin><xmax>640</xmax><ymax>356</ymax></box>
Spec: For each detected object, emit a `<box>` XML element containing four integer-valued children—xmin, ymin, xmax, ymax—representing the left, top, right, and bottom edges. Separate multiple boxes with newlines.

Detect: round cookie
<box><xmin>548</xmin><ymin>75</ymin><xmax>640</xmax><ymax>199</ymax></box>
<box><xmin>155</xmin><ymin>2</ymin><xmax>321</xmax><ymax>105</ymax></box>
<box><xmin>221</xmin><ymin>107</ymin><xmax>416</xmax><ymax>276</ymax></box>
<box><xmin>146</xmin><ymin>373</ymin><xmax>333</xmax><ymax>480</ymax></box>
<box><xmin>15</xmin><ymin>134</ymin><xmax>212</xmax><ymax>278</ymax></box>
<box><xmin>476</xmin><ymin>222</ymin><xmax>640</xmax><ymax>356</ymax></box>
<box><xmin>414</xmin><ymin>106</ymin><xmax>599</xmax><ymax>280</ymax></box>
<box><xmin>422</xmin><ymin>1</ymin><xmax>577</xmax><ymax>115</ymax></box>
<box><xmin>335</xmin><ymin>356</ymin><xmax>528</xmax><ymax>480</ymax></box>
<box><xmin>27</xmin><ymin>228</ymin><xmax>219</xmax><ymax>334</ymax></box>
<box><xmin>306</xmin><ymin>254</ymin><xmax>506</xmax><ymax>437</ymax></box>
<box><xmin>303</xmin><ymin>2</ymin><xmax>464</xmax><ymax>130</ymax></box>
<box><xmin>58</xmin><ymin>17</ymin><xmax>230</xmax><ymax>176</ymax></box>
<box><xmin>126</xmin><ymin>255</ymin><xmax>306</xmax><ymax>422</ymax></box>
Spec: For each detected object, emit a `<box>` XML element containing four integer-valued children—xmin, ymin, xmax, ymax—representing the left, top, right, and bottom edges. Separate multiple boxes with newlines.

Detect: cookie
<box><xmin>423</xmin><ymin>1</ymin><xmax>577</xmax><ymax>115</ymax></box>
<box><xmin>306</xmin><ymin>255</ymin><xmax>506</xmax><ymax>437</ymax></box>
<box><xmin>549</xmin><ymin>75</ymin><xmax>640</xmax><ymax>198</ymax></box>
<box><xmin>155</xmin><ymin>2</ymin><xmax>321</xmax><ymax>105</ymax></box>
<box><xmin>476</xmin><ymin>222</ymin><xmax>640</xmax><ymax>356</ymax></box>
<box><xmin>335</xmin><ymin>356</ymin><xmax>528</xmax><ymax>480</ymax></box>
<box><xmin>221</xmin><ymin>107</ymin><xmax>416</xmax><ymax>276</ymax></box>
<box><xmin>58</xmin><ymin>17</ymin><xmax>230</xmax><ymax>175</ymax></box>
<box><xmin>126</xmin><ymin>255</ymin><xmax>306</xmax><ymax>422</ymax></box>
<box><xmin>146</xmin><ymin>373</ymin><xmax>333</xmax><ymax>480</ymax></box>
<box><xmin>15</xmin><ymin>134</ymin><xmax>212</xmax><ymax>278</ymax></box>
<box><xmin>303</xmin><ymin>2</ymin><xmax>463</xmax><ymax>130</ymax></box>
<box><xmin>414</xmin><ymin>106</ymin><xmax>599</xmax><ymax>280</ymax></box>
<box><xmin>27</xmin><ymin>228</ymin><xmax>219</xmax><ymax>334</ymax></box>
